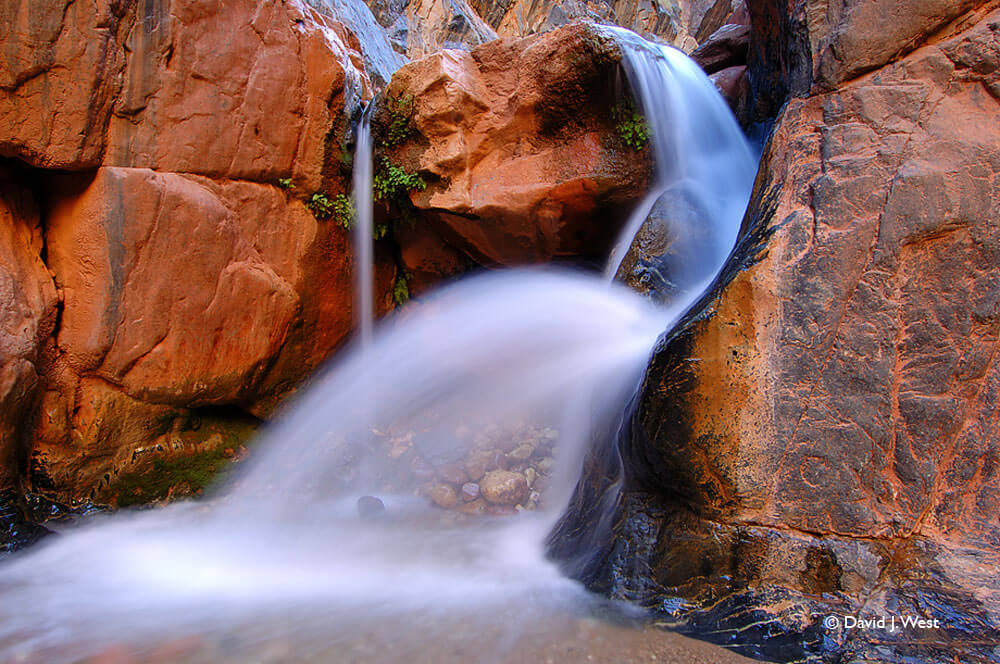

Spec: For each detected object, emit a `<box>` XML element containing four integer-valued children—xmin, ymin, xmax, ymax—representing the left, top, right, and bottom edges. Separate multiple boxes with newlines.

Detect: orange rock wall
<box><xmin>0</xmin><ymin>0</ymin><xmax>385</xmax><ymax>503</ymax></box>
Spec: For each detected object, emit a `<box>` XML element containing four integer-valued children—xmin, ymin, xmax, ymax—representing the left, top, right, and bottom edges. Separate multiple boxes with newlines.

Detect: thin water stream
<box><xmin>0</xmin><ymin>29</ymin><xmax>758</xmax><ymax>663</ymax></box>
<box><xmin>352</xmin><ymin>106</ymin><xmax>375</xmax><ymax>347</ymax></box>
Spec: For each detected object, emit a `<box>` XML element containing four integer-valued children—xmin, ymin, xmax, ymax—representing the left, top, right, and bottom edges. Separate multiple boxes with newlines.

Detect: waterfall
<box><xmin>604</xmin><ymin>26</ymin><xmax>757</xmax><ymax>287</ymax></box>
<box><xmin>353</xmin><ymin>107</ymin><xmax>375</xmax><ymax>346</ymax></box>
<box><xmin>0</xmin><ymin>30</ymin><xmax>757</xmax><ymax>663</ymax></box>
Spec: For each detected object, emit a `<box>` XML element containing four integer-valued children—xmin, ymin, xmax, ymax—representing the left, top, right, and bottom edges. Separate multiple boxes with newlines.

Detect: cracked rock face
<box><xmin>559</xmin><ymin>4</ymin><xmax>1000</xmax><ymax>662</ymax></box>
<box><xmin>0</xmin><ymin>0</ymin><xmax>395</xmax><ymax>504</ymax></box>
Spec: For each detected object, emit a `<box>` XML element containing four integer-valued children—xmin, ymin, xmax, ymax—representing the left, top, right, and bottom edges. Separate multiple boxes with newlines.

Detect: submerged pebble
<box><xmin>430</xmin><ymin>484</ymin><xmax>459</xmax><ymax>509</ymax></box>
<box><xmin>460</xmin><ymin>482</ymin><xmax>480</xmax><ymax>502</ymax></box>
<box><xmin>480</xmin><ymin>470</ymin><xmax>529</xmax><ymax>506</ymax></box>
<box><xmin>357</xmin><ymin>495</ymin><xmax>385</xmax><ymax>519</ymax></box>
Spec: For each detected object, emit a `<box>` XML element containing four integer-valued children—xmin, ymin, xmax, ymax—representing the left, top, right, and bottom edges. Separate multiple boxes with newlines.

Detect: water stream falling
<box><xmin>0</xmin><ymin>30</ymin><xmax>757</xmax><ymax>663</ymax></box>
<box><xmin>353</xmin><ymin>107</ymin><xmax>375</xmax><ymax>346</ymax></box>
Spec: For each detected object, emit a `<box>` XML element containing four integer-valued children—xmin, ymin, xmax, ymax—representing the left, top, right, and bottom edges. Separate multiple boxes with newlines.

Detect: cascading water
<box><xmin>604</xmin><ymin>26</ymin><xmax>757</xmax><ymax>288</ymax></box>
<box><xmin>0</xmin><ymin>30</ymin><xmax>757</xmax><ymax>663</ymax></box>
<box><xmin>353</xmin><ymin>107</ymin><xmax>375</xmax><ymax>346</ymax></box>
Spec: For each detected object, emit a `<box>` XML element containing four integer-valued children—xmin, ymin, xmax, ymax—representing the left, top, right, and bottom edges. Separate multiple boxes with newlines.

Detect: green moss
<box><xmin>614</xmin><ymin>101</ymin><xmax>649</xmax><ymax>150</ymax></box>
<box><xmin>382</xmin><ymin>94</ymin><xmax>415</xmax><ymax>149</ymax></box>
<box><xmin>307</xmin><ymin>192</ymin><xmax>334</xmax><ymax>219</ymax></box>
<box><xmin>110</xmin><ymin>417</ymin><xmax>257</xmax><ymax>508</ymax></box>
<box><xmin>277</xmin><ymin>177</ymin><xmax>295</xmax><ymax>190</ymax></box>
<box><xmin>114</xmin><ymin>448</ymin><xmax>231</xmax><ymax>508</ymax></box>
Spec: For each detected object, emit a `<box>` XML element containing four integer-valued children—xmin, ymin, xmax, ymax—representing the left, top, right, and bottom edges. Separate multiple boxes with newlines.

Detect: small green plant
<box><xmin>339</xmin><ymin>141</ymin><xmax>353</xmax><ymax>171</ymax></box>
<box><xmin>382</xmin><ymin>94</ymin><xmax>415</xmax><ymax>148</ymax></box>
<box><xmin>614</xmin><ymin>101</ymin><xmax>649</xmax><ymax>150</ymax></box>
<box><xmin>392</xmin><ymin>270</ymin><xmax>412</xmax><ymax>307</ymax></box>
<box><xmin>307</xmin><ymin>192</ymin><xmax>334</xmax><ymax>219</ymax></box>
<box><xmin>333</xmin><ymin>193</ymin><xmax>355</xmax><ymax>229</ymax></box>
<box><xmin>373</xmin><ymin>158</ymin><xmax>426</xmax><ymax>204</ymax></box>
<box><xmin>278</xmin><ymin>177</ymin><xmax>295</xmax><ymax>190</ymax></box>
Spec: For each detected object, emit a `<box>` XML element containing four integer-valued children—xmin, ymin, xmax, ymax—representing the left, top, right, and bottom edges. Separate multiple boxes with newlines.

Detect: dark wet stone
<box><xmin>1</xmin><ymin>491</ymin><xmax>53</xmax><ymax>556</ymax></box>
<box><xmin>357</xmin><ymin>495</ymin><xmax>386</xmax><ymax>519</ymax></box>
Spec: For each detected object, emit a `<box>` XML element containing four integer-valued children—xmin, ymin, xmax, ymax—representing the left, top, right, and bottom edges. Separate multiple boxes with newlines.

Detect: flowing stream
<box><xmin>0</xmin><ymin>30</ymin><xmax>756</xmax><ymax>663</ymax></box>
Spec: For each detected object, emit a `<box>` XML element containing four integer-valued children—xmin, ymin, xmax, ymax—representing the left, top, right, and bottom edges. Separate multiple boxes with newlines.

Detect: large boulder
<box><xmin>46</xmin><ymin>168</ymin><xmax>317</xmax><ymax>408</ymax></box>
<box><xmin>377</xmin><ymin>23</ymin><xmax>653</xmax><ymax>268</ymax></box>
<box><xmin>1</xmin><ymin>0</ymin><xmax>370</xmax><ymax>189</ymax></box>
<box><xmin>563</xmin><ymin>4</ymin><xmax>1000</xmax><ymax>662</ymax></box>
<box><xmin>0</xmin><ymin>0</ymin><xmax>396</xmax><ymax>505</ymax></box>
<box><xmin>105</xmin><ymin>0</ymin><xmax>371</xmax><ymax>192</ymax></box>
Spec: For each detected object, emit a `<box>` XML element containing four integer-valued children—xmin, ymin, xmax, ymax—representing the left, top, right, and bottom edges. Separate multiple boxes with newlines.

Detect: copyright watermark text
<box><xmin>822</xmin><ymin>614</ymin><xmax>942</xmax><ymax>631</ymax></box>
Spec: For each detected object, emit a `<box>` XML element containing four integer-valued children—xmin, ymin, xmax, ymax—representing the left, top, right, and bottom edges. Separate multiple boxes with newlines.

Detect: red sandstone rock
<box><xmin>747</xmin><ymin>0</ymin><xmax>987</xmax><ymax>116</ymax></box>
<box><xmin>46</xmin><ymin>168</ymin><xmax>302</xmax><ymax>406</ymax></box>
<box><xmin>367</xmin><ymin>0</ymin><xmax>498</xmax><ymax>61</ymax></box>
<box><xmin>380</xmin><ymin>24</ymin><xmax>652</xmax><ymax>267</ymax></box>
<box><xmin>0</xmin><ymin>0</ymin><xmax>130</xmax><ymax>168</ymax></box>
<box><xmin>468</xmin><ymin>0</ymin><xmax>735</xmax><ymax>51</ymax></box>
<box><xmin>395</xmin><ymin>222</ymin><xmax>470</xmax><ymax>296</ymax></box>
<box><xmin>105</xmin><ymin>0</ymin><xmax>371</xmax><ymax>192</ymax></box>
<box><xmin>0</xmin><ymin>167</ymin><xmax>58</xmax><ymax>487</ymax></box>
<box><xmin>651</xmin><ymin>11</ymin><xmax>1000</xmax><ymax>542</ymax></box>
<box><xmin>547</xmin><ymin>7</ymin><xmax>1000</xmax><ymax>659</ymax></box>
<box><xmin>0</xmin><ymin>0</ymin><xmax>370</xmax><ymax>191</ymax></box>
<box><xmin>691</xmin><ymin>23</ymin><xmax>749</xmax><ymax>74</ymax></box>
<box><xmin>709</xmin><ymin>65</ymin><xmax>748</xmax><ymax>112</ymax></box>
<box><xmin>589</xmin><ymin>10</ymin><xmax>1000</xmax><ymax>657</ymax></box>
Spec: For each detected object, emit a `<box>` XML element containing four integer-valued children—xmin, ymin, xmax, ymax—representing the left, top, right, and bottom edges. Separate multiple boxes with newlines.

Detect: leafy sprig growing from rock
<box><xmin>392</xmin><ymin>270</ymin><xmax>412</xmax><ymax>307</ymax></box>
<box><xmin>374</xmin><ymin>158</ymin><xmax>426</xmax><ymax>204</ymax></box>
<box><xmin>307</xmin><ymin>192</ymin><xmax>334</xmax><ymax>219</ymax></box>
<box><xmin>614</xmin><ymin>100</ymin><xmax>649</xmax><ymax>150</ymax></box>
<box><xmin>333</xmin><ymin>194</ymin><xmax>355</xmax><ymax>229</ymax></box>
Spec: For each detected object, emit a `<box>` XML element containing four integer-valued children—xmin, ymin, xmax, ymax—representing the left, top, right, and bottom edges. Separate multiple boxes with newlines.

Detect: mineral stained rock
<box><xmin>563</xmin><ymin>3</ymin><xmax>1000</xmax><ymax>662</ymax></box>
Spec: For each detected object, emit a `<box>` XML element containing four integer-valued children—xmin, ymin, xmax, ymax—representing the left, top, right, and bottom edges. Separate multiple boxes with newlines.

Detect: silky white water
<box><xmin>353</xmin><ymin>107</ymin><xmax>375</xmax><ymax>346</ymax></box>
<box><xmin>604</xmin><ymin>26</ymin><xmax>757</xmax><ymax>287</ymax></box>
<box><xmin>0</xmin><ymin>30</ymin><xmax>757</xmax><ymax>663</ymax></box>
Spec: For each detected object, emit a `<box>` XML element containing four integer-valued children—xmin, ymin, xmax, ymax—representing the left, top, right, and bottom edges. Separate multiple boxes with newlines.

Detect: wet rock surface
<box><xmin>0</xmin><ymin>492</ymin><xmax>51</xmax><ymax>557</ymax></box>
<box><xmin>559</xmin><ymin>3</ymin><xmax>1000</xmax><ymax>663</ymax></box>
